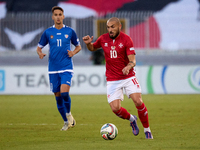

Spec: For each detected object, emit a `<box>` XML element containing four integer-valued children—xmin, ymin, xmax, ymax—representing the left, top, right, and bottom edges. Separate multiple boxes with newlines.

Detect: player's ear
<box><xmin>119</xmin><ymin>24</ymin><xmax>122</xmax><ymax>30</ymax></box>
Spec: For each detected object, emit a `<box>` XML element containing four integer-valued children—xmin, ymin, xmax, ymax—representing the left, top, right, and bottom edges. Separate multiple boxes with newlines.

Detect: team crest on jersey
<box><xmin>50</xmin><ymin>35</ymin><xmax>54</xmax><ymax>39</ymax></box>
<box><xmin>119</xmin><ymin>43</ymin><xmax>123</xmax><ymax>48</ymax></box>
<box><xmin>65</xmin><ymin>34</ymin><xmax>68</xmax><ymax>38</ymax></box>
<box><xmin>111</xmin><ymin>46</ymin><xmax>115</xmax><ymax>50</ymax></box>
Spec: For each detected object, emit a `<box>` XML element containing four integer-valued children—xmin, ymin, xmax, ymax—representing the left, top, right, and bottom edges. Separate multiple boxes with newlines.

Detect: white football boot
<box><xmin>61</xmin><ymin>122</ymin><xmax>69</xmax><ymax>131</ymax></box>
<box><xmin>67</xmin><ymin>114</ymin><xmax>76</xmax><ymax>128</ymax></box>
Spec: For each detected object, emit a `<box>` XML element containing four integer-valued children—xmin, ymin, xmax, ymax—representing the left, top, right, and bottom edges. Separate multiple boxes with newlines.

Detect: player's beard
<box><xmin>109</xmin><ymin>29</ymin><xmax>120</xmax><ymax>39</ymax></box>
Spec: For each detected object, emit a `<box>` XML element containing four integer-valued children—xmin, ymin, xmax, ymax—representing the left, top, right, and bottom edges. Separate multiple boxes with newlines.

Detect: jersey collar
<box><xmin>52</xmin><ymin>24</ymin><xmax>65</xmax><ymax>28</ymax></box>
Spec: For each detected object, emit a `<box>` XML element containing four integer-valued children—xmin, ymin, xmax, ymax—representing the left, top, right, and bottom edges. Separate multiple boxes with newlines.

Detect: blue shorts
<box><xmin>49</xmin><ymin>72</ymin><xmax>73</xmax><ymax>93</ymax></box>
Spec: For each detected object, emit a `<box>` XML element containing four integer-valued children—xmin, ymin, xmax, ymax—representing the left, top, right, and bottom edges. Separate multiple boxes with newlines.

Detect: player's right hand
<box><xmin>38</xmin><ymin>53</ymin><xmax>46</xmax><ymax>59</ymax></box>
<box><xmin>82</xmin><ymin>35</ymin><xmax>93</xmax><ymax>45</ymax></box>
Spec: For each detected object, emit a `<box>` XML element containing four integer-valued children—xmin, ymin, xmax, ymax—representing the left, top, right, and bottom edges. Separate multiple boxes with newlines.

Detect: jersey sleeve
<box><xmin>71</xmin><ymin>29</ymin><xmax>80</xmax><ymax>46</ymax></box>
<box><xmin>126</xmin><ymin>36</ymin><xmax>136</xmax><ymax>55</ymax></box>
<box><xmin>93</xmin><ymin>36</ymin><xmax>102</xmax><ymax>49</ymax></box>
<box><xmin>38</xmin><ymin>30</ymin><xmax>48</xmax><ymax>48</ymax></box>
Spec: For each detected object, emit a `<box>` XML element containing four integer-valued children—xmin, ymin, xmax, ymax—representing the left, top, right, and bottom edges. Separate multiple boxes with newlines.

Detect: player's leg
<box><xmin>109</xmin><ymin>99</ymin><xmax>139</xmax><ymax>136</ymax></box>
<box><xmin>130</xmin><ymin>93</ymin><xmax>153</xmax><ymax>139</ymax></box>
<box><xmin>124</xmin><ymin>77</ymin><xmax>151</xmax><ymax>138</ymax></box>
<box><xmin>107</xmin><ymin>80</ymin><xmax>139</xmax><ymax>135</ymax></box>
<box><xmin>126</xmin><ymin>76</ymin><xmax>153</xmax><ymax>139</ymax></box>
<box><xmin>60</xmin><ymin>84</ymin><xmax>71</xmax><ymax>114</ymax></box>
<box><xmin>54</xmin><ymin>92</ymin><xmax>67</xmax><ymax>121</ymax></box>
<box><xmin>109</xmin><ymin>99</ymin><xmax>134</xmax><ymax>120</ymax></box>
<box><xmin>60</xmin><ymin>72</ymin><xmax>76</xmax><ymax>127</ymax></box>
<box><xmin>60</xmin><ymin>84</ymin><xmax>76</xmax><ymax>127</ymax></box>
<box><xmin>54</xmin><ymin>92</ymin><xmax>69</xmax><ymax>131</ymax></box>
<box><xmin>49</xmin><ymin>73</ymin><xmax>69</xmax><ymax>130</ymax></box>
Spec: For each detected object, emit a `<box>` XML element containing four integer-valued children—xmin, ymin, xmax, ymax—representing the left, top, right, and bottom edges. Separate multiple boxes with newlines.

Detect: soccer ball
<box><xmin>100</xmin><ymin>123</ymin><xmax>118</xmax><ymax>140</ymax></box>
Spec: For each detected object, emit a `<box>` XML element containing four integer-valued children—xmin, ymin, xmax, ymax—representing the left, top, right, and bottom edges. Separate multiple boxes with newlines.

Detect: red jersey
<box><xmin>93</xmin><ymin>32</ymin><xmax>136</xmax><ymax>81</ymax></box>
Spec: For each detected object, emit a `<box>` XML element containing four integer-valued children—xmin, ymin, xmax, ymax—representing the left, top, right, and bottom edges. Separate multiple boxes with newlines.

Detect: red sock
<box><xmin>136</xmin><ymin>103</ymin><xmax>149</xmax><ymax>128</ymax></box>
<box><xmin>113</xmin><ymin>107</ymin><xmax>130</xmax><ymax>120</ymax></box>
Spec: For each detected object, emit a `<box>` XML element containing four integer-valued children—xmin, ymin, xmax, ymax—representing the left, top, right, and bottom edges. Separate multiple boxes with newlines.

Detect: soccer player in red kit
<box><xmin>83</xmin><ymin>17</ymin><xmax>153</xmax><ymax>139</ymax></box>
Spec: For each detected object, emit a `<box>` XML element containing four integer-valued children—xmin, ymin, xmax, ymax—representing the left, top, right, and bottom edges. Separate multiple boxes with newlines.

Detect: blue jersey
<box><xmin>38</xmin><ymin>25</ymin><xmax>80</xmax><ymax>73</ymax></box>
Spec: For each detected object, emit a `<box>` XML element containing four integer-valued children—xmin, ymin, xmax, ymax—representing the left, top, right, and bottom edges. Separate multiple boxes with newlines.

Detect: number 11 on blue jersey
<box><xmin>57</xmin><ymin>39</ymin><xmax>62</xmax><ymax>47</ymax></box>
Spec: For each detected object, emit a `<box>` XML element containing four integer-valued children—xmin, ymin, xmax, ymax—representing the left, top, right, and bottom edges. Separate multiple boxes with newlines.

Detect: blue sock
<box><xmin>55</xmin><ymin>96</ymin><xmax>67</xmax><ymax>121</ymax></box>
<box><xmin>61</xmin><ymin>92</ymin><xmax>71</xmax><ymax>113</ymax></box>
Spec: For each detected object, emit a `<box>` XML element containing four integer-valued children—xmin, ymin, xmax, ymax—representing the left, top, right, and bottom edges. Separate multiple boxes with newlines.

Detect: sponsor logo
<box><xmin>111</xmin><ymin>46</ymin><xmax>115</xmax><ymax>50</ymax></box>
<box><xmin>0</xmin><ymin>70</ymin><xmax>5</xmax><ymax>91</ymax></box>
<box><xmin>188</xmin><ymin>67</ymin><xmax>200</xmax><ymax>92</ymax></box>
<box><xmin>130</xmin><ymin>47</ymin><xmax>135</xmax><ymax>51</ymax></box>
<box><xmin>104</xmin><ymin>43</ymin><xmax>108</xmax><ymax>47</ymax></box>
<box><xmin>57</xmin><ymin>33</ymin><xmax>61</xmax><ymax>35</ymax></box>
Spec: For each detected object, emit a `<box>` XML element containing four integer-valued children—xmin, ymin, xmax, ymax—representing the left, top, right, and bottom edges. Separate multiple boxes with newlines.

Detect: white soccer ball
<box><xmin>100</xmin><ymin>123</ymin><xmax>118</xmax><ymax>140</ymax></box>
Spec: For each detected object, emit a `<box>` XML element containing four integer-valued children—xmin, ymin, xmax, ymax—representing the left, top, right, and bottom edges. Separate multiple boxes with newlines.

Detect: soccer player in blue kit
<box><xmin>36</xmin><ymin>6</ymin><xmax>81</xmax><ymax>131</ymax></box>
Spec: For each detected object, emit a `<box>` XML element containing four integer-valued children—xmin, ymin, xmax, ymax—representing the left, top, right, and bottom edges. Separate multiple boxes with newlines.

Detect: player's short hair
<box><xmin>51</xmin><ymin>6</ymin><xmax>64</xmax><ymax>13</ymax></box>
<box><xmin>107</xmin><ymin>17</ymin><xmax>121</xmax><ymax>25</ymax></box>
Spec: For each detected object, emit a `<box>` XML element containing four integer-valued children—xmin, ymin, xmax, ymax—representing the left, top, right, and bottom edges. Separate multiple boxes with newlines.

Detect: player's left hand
<box><xmin>67</xmin><ymin>50</ymin><xmax>75</xmax><ymax>57</ymax></box>
<box><xmin>122</xmin><ymin>66</ymin><xmax>131</xmax><ymax>75</ymax></box>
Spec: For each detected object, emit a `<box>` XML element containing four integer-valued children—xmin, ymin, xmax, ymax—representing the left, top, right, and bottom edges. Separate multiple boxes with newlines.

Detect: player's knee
<box><xmin>54</xmin><ymin>92</ymin><xmax>61</xmax><ymax>97</ymax></box>
<box><xmin>61</xmin><ymin>92</ymin><xmax>71</xmax><ymax>102</ymax></box>
<box><xmin>55</xmin><ymin>96</ymin><xmax>63</xmax><ymax>106</ymax></box>
<box><xmin>134</xmin><ymin>99</ymin><xmax>143</xmax><ymax>106</ymax></box>
<box><xmin>111</xmin><ymin>105</ymin><xmax>121</xmax><ymax>113</ymax></box>
<box><xmin>109</xmin><ymin>100</ymin><xmax>121</xmax><ymax>112</ymax></box>
<box><xmin>130</xmin><ymin>94</ymin><xmax>143</xmax><ymax>106</ymax></box>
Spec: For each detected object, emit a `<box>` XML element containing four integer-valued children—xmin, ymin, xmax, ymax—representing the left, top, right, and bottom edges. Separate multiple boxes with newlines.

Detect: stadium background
<box><xmin>0</xmin><ymin>0</ymin><xmax>200</xmax><ymax>94</ymax></box>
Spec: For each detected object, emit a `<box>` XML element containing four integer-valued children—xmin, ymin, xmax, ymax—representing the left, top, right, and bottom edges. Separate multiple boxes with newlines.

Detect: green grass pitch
<box><xmin>0</xmin><ymin>94</ymin><xmax>200</xmax><ymax>150</ymax></box>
